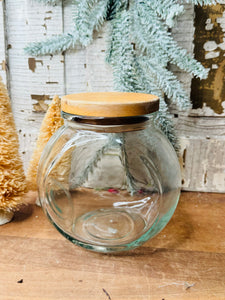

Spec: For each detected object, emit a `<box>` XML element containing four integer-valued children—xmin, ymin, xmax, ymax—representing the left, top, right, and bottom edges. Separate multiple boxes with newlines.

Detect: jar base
<box><xmin>72</xmin><ymin>208</ymin><xmax>146</xmax><ymax>246</ymax></box>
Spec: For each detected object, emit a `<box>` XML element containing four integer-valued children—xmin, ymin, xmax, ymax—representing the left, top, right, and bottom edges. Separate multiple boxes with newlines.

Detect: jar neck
<box><xmin>62</xmin><ymin>112</ymin><xmax>155</xmax><ymax>133</ymax></box>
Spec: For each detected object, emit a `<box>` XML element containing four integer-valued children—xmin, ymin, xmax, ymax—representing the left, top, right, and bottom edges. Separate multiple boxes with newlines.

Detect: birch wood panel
<box><xmin>1</xmin><ymin>1</ymin><xmax>225</xmax><ymax>192</ymax></box>
<box><xmin>180</xmin><ymin>137</ymin><xmax>225</xmax><ymax>192</ymax></box>
<box><xmin>4</xmin><ymin>0</ymin><xmax>65</xmax><ymax>170</ymax></box>
<box><xmin>176</xmin><ymin>115</ymin><xmax>225</xmax><ymax>192</ymax></box>
<box><xmin>172</xmin><ymin>3</ymin><xmax>225</xmax><ymax>192</ymax></box>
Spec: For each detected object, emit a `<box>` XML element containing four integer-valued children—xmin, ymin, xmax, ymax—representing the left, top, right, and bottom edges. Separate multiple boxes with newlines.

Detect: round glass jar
<box><xmin>38</xmin><ymin>92</ymin><xmax>181</xmax><ymax>253</ymax></box>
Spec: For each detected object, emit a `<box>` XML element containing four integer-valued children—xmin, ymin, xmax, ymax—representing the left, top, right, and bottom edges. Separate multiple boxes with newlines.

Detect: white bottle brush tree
<box><xmin>25</xmin><ymin>0</ymin><xmax>221</xmax><ymax>152</ymax></box>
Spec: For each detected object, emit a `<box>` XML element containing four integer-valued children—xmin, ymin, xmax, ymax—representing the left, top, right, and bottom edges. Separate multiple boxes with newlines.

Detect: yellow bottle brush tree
<box><xmin>26</xmin><ymin>95</ymin><xmax>64</xmax><ymax>191</ymax></box>
<box><xmin>0</xmin><ymin>76</ymin><xmax>27</xmax><ymax>225</ymax></box>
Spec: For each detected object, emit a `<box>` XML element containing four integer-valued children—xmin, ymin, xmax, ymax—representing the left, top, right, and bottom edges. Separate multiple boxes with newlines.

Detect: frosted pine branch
<box><xmin>72</xmin><ymin>143</ymin><xmax>111</xmax><ymax>189</ymax></box>
<box><xmin>138</xmin><ymin>56</ymin><xmax>191</xmax><ymax>110</ymax></box>
<box><xmin>144</xmin><ymin>0</ymin><xmax>184</xmax><ymax>28</ymax></box>
<box><xmin>133</xmin><ymin>1</ymin><xmax>208</xmax><ymax>79</ymax></box>
<box><xmin>27</xmin><ymin>0</ymin><xmax>219</xmax><ymax>152</ymax></box>
<box><xmin>106</xmin><ymin>0</ymin><xmax>129</xmax><ymax>20</ymax></box>
<box><xmin>25</xmin><ymin>33</ymin><xmax>78</xmax><ymax>56</ymax></box>
<box><xmin>75</xmin><ymin>0</ymin><xmax>108</xmax><ymax>46</ymax></box>
<box><xmin>155</xmin><ymin>99</ymin><xmax>180</xmax><ymax>153</ymax></box>
<box><xmin>26</xmin><ymin>0</ymin><xmax>109</xmax><ymax>56</ymax></box>
<box><xmin>134</xmin><ymin>60</ymin><xmax>179</xmax><ymax>151</ymax></box>
<box><xmin>108</xmin><ymin>10</ymin><xmax>142</xmax><ymax>92</ymax></box>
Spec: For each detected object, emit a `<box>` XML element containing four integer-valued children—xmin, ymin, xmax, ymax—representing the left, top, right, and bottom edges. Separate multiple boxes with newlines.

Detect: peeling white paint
<box><xmin>206</xmin><ymin>23</ymin><xmax>214</xmax><ymax>30</ymax></box>
<box><xmin>213</xmin><ymin>173</ymin><xmax>225</xmax><ymax>190</ymax></box>
<box><xmin>218</xmin><ymin>40</ymin><xmax>225</xmax><ymax>52</ymax></box>
<box><xmin>204</xmin><ymin>41</ymin><xmax>218</xmax><ymax>51</ymax></box>
<box><xmin>204</xmin><ymin>39</ymin><xmax>225</xmax><ymax>58</ymax></box>
<box><xmin>212</xmin><ymin>64</ymin><xmax>218</xmax><ymax>69</ymax></box>
<box><xmin>205</xmin><ymin>18</ymin><xmax>213</xmax><ymax>30</ymax></box>
<box><xmin>205</xmin><ymin>51</ymin><xmax>220</xmax><ymax>59</ymax></box>
<box><xmin>192</xmin><ymin>102</ymin><xmax>225</xmax><ymax>116</ymax></box>
<box><xmin>217</xmin><ymin>12</ymin><xmax>225</xmax><ymax>32</ymax></box>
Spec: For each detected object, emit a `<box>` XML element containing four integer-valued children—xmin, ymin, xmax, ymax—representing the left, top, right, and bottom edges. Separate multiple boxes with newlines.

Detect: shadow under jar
<box><xmin>38</xmin><ymin>92</ymin><xmax>181</xmax><ymax>253</ymax></box>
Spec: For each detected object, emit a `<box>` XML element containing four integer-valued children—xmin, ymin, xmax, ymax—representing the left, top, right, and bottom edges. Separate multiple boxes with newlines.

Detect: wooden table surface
<box><xmin>0</xmin><ymin>192</ymin><xmax>225</xmax><ymax>300</ymax></box>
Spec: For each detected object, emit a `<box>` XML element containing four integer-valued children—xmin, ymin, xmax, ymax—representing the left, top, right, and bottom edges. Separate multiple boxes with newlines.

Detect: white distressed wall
<box><xmin>172</xmin><ymin>4</ymin><xmax>225</xmax><ymax>192</ymax></box>
<box><xmin>0</xmin><ymin>0</ymin><xmax>224</xmax><ymax>192</ymax></box>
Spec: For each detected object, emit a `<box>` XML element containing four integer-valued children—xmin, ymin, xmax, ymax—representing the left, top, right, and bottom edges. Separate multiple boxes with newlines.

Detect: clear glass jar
<box><xmin>38</xmin><ymin>92</ymin><xmax>181</xmax><ymax>253</ymax></box>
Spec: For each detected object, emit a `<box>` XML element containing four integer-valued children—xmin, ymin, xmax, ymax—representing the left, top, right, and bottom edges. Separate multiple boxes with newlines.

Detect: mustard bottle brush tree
<box><xmin>0</xmin><ymin>76</ymin><xmax>27</xmax><ymax>224</ymax></box>
<box><xmin>25</xmin><ymin>0</ymin><xmax>222</xmax><ymax>151</ymax></box>
<box><xmin>27</xmin><ymin>95</ymin><xmax>64</xmax><ymax>191</ymax></box>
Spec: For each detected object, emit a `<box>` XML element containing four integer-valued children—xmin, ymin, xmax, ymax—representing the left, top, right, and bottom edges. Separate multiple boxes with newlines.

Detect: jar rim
<box><xmin>61</xmin><ymin>92</ymin><xmax>159</xmax><ymax>118</ymax></box>
<box><xmin>62</xmin><ymin>111</ymin><xmax>152</xmax><ymax>126</ymax></box>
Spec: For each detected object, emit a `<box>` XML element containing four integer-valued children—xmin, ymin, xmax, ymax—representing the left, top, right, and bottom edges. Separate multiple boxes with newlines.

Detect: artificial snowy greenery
<box><xmin>25</xmin><ymin>0</ymin><xmax>221</xmax><ymax>152</ymax></box>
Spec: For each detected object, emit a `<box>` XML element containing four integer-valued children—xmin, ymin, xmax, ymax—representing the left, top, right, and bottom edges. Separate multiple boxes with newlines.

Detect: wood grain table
<box><xmin>0</xmin><ymin>192</ymin><xmax>225</xmax><ymax>300</ymax></box>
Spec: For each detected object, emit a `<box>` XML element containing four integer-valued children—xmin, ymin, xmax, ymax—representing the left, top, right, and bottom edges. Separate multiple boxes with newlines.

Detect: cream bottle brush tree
<box><xmin>25</xmin><ymin>0</ymin><xmax>222</xmax><ymax>152</ymax></box>
<box><xmin>0</xmin><ymin>76</ymin><xmax>27</xmax><ymax>225</ymax></box>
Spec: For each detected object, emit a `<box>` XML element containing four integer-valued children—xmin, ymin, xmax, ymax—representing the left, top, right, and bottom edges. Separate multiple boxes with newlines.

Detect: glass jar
<box><xmin>38</xmin><ymin>92</ymin><xmax>181</xmax><ymax>253</ymax></box>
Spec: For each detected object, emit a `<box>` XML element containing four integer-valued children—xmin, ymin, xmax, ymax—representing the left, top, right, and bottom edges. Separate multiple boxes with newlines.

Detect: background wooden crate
<box><xmin>0</xmin><ymin>0</ymin><xmax>224</xmax><ymax>192</ymax></box>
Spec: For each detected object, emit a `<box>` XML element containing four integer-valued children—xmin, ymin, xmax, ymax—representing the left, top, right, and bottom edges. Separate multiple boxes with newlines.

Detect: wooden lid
<box><xmin>61</xmin><ymin>92</ymin><xmax>159</xmax><ymax>118</ymax></box>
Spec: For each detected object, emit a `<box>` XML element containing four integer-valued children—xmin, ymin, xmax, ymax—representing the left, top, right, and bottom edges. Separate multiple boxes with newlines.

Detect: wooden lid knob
<box><xmin>61</xmin><ymin>92</ymin><xmax>159</xmax><ymax>118</ymax></box>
